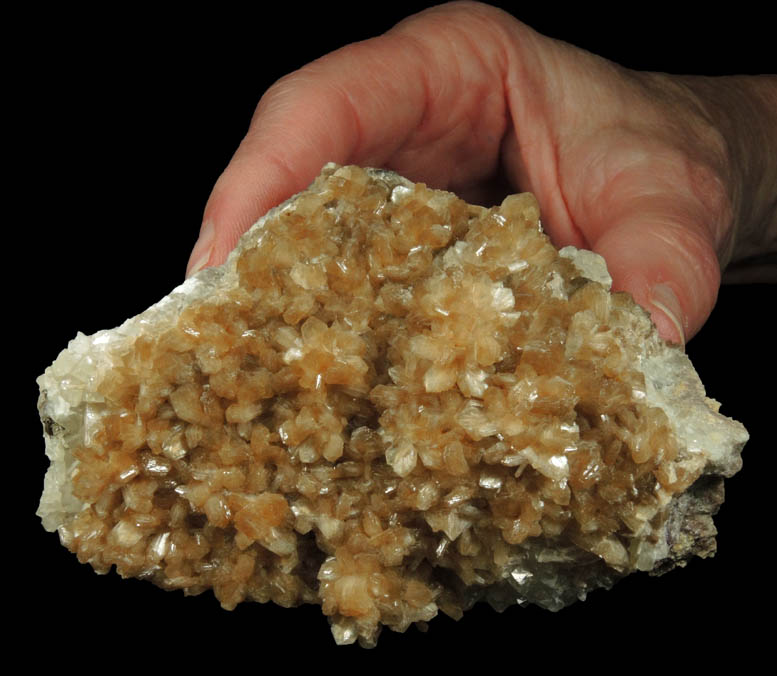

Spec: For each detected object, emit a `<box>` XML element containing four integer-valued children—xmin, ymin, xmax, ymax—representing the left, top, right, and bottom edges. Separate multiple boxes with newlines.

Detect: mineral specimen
<box><xmin>37</xmin><ymin>164</ymin><xmax>747</xmax><ymax>647</ymax></box>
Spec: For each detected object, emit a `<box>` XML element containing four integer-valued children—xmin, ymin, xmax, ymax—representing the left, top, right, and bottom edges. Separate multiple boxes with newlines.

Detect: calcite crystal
<box><xmin>38</xmin><ymin>164</ymin><xmax>747</xmax><ymax>646</ymax></box>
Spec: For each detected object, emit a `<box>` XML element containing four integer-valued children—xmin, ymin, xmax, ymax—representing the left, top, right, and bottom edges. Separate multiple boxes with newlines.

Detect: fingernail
<box><xmin>186</xmin><ymin>220</ymin><xmax>215</xmax><ymax>277</ymax></box>
<box><xmin>649</xmin><ymin>283</ymin><xmax>686</xmax><ymax>348</ymax></box>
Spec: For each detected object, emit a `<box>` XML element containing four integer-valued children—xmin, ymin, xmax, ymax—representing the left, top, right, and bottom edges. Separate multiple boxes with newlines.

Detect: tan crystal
<box><xmin>38</xmin><ymin>164</ymin><xmax>747</xmax><ymax>646</ymax></box>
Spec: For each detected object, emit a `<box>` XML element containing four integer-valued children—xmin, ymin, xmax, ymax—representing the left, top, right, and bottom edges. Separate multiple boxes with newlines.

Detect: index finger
<box><xmin>187</xmin><ymin>2</ymin><xmax>516</xmax><ymax>275</ymax></box>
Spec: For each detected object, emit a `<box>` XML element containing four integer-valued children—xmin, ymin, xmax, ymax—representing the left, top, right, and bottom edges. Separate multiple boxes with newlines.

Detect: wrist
<box><xmin>678</xmin><ymin>75</ymin><xmax>777</xmax><ymax>277</ymax></box>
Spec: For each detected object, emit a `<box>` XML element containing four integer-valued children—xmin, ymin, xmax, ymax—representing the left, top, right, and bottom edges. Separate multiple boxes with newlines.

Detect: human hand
<box><xmin>185</xmin><ymin>1</ymin><xmax>776</xmax><ymax>345</ymax></box>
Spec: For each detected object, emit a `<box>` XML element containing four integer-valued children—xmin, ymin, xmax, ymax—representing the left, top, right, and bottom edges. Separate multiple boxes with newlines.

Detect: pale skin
<box><xmin>186</xmin><ymin>1</ymin><xmax>777</xmax><ymax>345</ymax></box>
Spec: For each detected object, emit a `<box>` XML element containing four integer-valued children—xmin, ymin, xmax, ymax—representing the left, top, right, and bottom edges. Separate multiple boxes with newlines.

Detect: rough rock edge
<box><xmin>37</xmin><ymin>163</ymin><xmax>748</xmax><ymax>592</ymax></box>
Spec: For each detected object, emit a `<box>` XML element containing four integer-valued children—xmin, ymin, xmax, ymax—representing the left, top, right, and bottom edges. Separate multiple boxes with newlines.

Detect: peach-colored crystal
<box><xmin>38</xmin><ymin>164</ymin><xmax>746</xmax><ymax>646</ymax></box>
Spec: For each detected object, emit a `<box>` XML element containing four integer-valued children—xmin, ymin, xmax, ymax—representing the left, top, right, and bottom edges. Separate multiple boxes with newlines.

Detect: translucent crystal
<box><xmin>37</xmin><ymin>164</ymin><xmax>747</xmax><ymax>647</ymax></box>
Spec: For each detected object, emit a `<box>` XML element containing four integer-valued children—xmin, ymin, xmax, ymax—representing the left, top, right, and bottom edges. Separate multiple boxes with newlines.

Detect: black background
<box><xmin>21</xmin><ymin>2</ymin><xmax>774</xmax><ymax>666</ymax></box>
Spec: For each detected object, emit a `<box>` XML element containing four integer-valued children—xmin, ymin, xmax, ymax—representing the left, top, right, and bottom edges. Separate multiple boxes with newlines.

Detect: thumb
<box><xmin>593</xmin><ymin>209</ymin><xmax>722</xmax><ymax>346</ymax></box>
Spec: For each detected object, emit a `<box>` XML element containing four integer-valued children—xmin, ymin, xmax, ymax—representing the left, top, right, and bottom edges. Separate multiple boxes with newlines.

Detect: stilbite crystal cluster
<box><xmin>38</xmin><ymin>164</ymin><xmax>747</xmax><ymax>646</ymax></box>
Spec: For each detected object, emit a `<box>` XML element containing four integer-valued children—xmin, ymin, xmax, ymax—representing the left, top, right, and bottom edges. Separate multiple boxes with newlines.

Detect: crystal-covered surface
<box><xmin>37</xmin><ymin>164</ymin><xmax>747</xmax><ymax>646</ymax></box>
